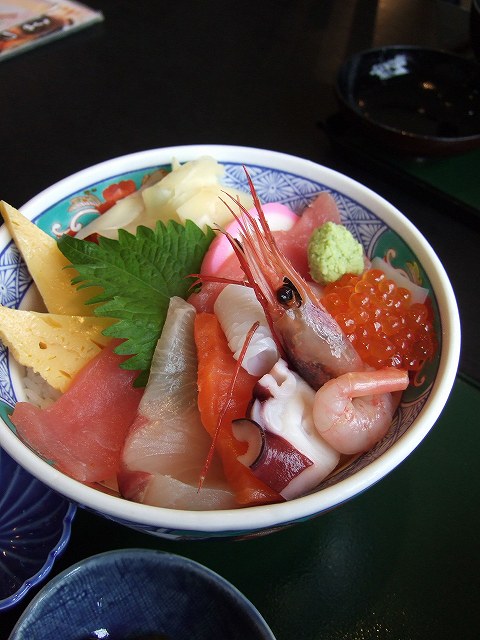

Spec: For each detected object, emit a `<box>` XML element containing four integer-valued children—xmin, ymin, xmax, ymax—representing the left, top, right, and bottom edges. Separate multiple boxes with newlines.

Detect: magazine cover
<box><xmin>0</xmin><ymin>1</ymin><xmax>103</xmax><ymax>60</ymax></box>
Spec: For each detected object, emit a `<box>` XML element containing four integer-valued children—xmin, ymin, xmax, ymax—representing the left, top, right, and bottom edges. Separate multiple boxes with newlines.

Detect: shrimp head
<box><xmin>221</xmin><ymin>169</ymin><xmax>363</xmax><ymax>389</ymax></box>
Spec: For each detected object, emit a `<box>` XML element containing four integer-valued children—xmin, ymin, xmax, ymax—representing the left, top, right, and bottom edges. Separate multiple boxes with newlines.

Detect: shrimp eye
<box><xmin>276</xmin><ymin>278</ymin><xmax>302</xmax><ymax>308</ymax></box>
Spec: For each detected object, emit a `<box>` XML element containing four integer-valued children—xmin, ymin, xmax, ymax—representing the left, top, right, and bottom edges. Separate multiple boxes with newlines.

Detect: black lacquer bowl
<box><xmin>336</xmin><ymin>46</ymin><xmax>480</xmax><ymax>156</ymax></box>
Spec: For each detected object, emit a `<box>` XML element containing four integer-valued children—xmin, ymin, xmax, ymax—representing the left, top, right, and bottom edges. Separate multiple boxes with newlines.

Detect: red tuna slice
<box><xmin>274</xmin><ymin>192</ymin><xmax>342</xmax><ymax>279</ymax></box>
<box><xmin>11</xmin><ymin>341</ymin><xmax>143</xmax><ymax>483</ymax></box>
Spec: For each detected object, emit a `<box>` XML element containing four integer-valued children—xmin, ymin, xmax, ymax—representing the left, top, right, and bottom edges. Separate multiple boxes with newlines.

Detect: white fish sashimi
<box><xmin>214</xmin><ymin>284</ymin><xmax>279</xmax><ymax>377</ymax></box>
<box><xmin>141</xmin><ymin>475</ymin><xmax>235</xmax><ymax>510</ymax></box>
<box><xmin>118</xmin><ymin>296</ymin><xmax>236</xmax><ymax>510</ymax></box>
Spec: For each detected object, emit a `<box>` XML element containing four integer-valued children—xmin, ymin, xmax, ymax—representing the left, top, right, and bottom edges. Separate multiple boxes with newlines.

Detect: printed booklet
<box><xmin>0</xmin><ymin>1</ymin><xmax>103</xmax><ymax>60</ymax></box>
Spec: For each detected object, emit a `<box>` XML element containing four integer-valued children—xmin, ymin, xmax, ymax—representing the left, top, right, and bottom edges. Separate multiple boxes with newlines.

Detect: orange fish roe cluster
<box><xmin>321</xmin><ymin>268</ymin><xmax>436</xmax><ymax>371</ymax></box>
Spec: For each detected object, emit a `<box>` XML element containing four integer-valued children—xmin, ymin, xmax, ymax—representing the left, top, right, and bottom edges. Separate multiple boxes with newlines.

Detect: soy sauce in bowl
<box><xmin>336</xmin><ymin>46</ymin><xmax>480</xmax><ymax>155</ymax></box>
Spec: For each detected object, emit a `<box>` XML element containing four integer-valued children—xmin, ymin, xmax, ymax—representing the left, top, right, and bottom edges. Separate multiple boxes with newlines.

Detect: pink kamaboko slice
<box><xmin>118</xmin><ymin>296</ymin><xmax>236</xmax><ymax>510</ymax></box>
<box><xmin>201</xmin><ymin>202</ymin><xmax>299</xmax><ymax>277</ymax></box>
<box><xmin>10</xmin><ymin>341</ymin><xmax>144</xmax><ymax>483</ymax></box>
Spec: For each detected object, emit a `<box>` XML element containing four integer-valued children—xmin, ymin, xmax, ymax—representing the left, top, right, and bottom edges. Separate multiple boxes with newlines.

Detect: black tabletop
<box><xmin>1</xmin><ymin>1</ymin><xmax>479</xmax><ymax>638</ymax></box>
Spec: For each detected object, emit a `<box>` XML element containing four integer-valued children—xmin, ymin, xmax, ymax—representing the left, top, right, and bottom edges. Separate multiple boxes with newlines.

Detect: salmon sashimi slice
<box><xmin>194</xmin><ymin>312</ymin><xmax>283</xmax><ymax>507</ymax></box>
<box><xmin>118</xmin><ymin>297</ymin><xmax>236</xmax><ymax>510</ymax></box>
<box><xmin>11</xmin><ymin>341</ymin><xmax>143</xmax><ymax>483</ymax></box>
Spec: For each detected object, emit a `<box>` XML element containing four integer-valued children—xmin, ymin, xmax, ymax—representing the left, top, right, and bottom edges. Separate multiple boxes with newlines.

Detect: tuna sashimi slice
<box><xmin>11</xmin><ymin>341</ymin><xmax>144</xmax><ymax>483</ymax></box>
<box><xmin>274</xmin><ymin>191</ymin><xmax>341</xmax><ymax>278</ymax></box>
<box><xmin>118</xmin><ymin>296</ymin><xmax>236</xmax><ymax>510</ymax></box>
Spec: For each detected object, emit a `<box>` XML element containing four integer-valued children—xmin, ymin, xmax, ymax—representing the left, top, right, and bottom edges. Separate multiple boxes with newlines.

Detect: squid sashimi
<box><xmin>214</xmin><ymin>284</ymin><xmax>279</xmax><ymax>377</ymax></box>
<box><xmin>118</xmin><ymin>297</ymin><xmax>236</xmax><ymax>510</ymax></box>
<box><xmin>194</xmin><ymin>312</ymin><xmax>283</xmax><ymax>506</ymax></box>
<box><xmin>10</xmin><ymin>341</ymin><xmax>143</xmax><ymax>483</ymax></box>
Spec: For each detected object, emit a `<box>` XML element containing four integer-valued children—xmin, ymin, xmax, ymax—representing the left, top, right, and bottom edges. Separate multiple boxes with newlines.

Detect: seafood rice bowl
<box><xmin>0</xmin><ymin>145</ymin><xmax>460</xmax><ymax>540</ymax></box>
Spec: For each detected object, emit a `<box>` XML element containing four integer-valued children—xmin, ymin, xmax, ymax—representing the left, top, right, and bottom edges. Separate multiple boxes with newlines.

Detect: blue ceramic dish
<box><xmin>0</xmin><ymin>446</ymin><xmax>76</xmax><ymax>611</ymax></box>
<box><xmin>8</xmin><ymin>548</ymin><xmax>276</xmax><ymax>640</ymax></box>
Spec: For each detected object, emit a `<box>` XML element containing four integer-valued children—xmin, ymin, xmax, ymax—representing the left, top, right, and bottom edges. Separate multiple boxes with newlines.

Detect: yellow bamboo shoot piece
<box><xmin>0</xmin><ymin>305</ymin><xmax>113</xmax><ymax>392</ymax></box>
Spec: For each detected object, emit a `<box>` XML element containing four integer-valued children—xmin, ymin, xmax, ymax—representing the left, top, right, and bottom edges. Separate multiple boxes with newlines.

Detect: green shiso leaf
<box><xmin>58</xmin><ymin>219</ymin><xmax>215</xmax><ymax>386</ymax></box>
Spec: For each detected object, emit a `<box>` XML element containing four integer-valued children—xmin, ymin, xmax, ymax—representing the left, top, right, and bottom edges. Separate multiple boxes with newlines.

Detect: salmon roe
<box><xmin>321</xmin><ymin>269</ymin><xmax>436</xmax><ymax>372</ymax></box>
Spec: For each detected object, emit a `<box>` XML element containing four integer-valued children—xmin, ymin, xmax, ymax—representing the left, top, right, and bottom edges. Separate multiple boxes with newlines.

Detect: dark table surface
<box><xmin>1</xmin><ymin>1</ymin><xmax>479</xmax><ymax>638</ymax></box>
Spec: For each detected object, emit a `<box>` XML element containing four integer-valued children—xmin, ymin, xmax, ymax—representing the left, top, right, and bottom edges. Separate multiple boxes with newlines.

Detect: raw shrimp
<box><xmin>218</xmin><ymin>170</ymin><xmax>364</xmax><ymax>390</ymax></box>
<box><xmin>312</xmin><ymin>367</ymin><xmax>409</xmax><ymax>455</ymax></box>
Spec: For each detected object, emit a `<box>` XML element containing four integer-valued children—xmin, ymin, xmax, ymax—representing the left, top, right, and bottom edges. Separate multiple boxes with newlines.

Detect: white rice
<box><xmin>22</xmin><ymin>367</ymin><xmax>61</xmax><ymax>409</ymax></box>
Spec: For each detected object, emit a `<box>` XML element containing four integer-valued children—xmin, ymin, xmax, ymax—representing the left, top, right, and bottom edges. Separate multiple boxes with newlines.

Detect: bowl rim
<box><xmin>0</xmin><ymin>144</ymin><xmax>461</xmax><ymax>534</ymax></box>
<box><xmin>336</xmin><ymin>44</ymin><xmax>480</xmax><ymax>145</ymax></box>
<box><xmin>9</xmin><ymin>548</ymin><xmax>276</xmax><ymax>639</ymax></box>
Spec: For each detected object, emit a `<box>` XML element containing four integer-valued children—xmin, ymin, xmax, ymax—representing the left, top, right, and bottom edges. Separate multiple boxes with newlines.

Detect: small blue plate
<box><xmin>8</xmin><ymin>548</ymin><xmax>276</xmax><ymax>639</ymax></box>
<box><xmin>0</xmin><ymin>447</ymin><xmax>76</xmax><ymax>611</ymax></box>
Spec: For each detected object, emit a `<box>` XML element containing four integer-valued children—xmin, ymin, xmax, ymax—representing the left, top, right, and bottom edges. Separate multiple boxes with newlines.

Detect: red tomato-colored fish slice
<box><xmin>274</xmin><ymin>192</ymin><xmax>341</xmax><ymax>278</ymax></box>
<box><xmin>11</xmin><ymin>341</ymin><xmax>143</xmax><ymax>483</ymax></box>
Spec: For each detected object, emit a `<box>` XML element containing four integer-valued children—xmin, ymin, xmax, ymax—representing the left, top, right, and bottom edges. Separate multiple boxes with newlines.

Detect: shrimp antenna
<box><xmin>223</xmin><ymin>167</ymin><xmax>322</xmax><ymax>312</ymax></box>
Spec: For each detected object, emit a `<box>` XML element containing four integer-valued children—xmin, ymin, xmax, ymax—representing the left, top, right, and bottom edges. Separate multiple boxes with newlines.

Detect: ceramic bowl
<box><xmin>0</xmin><ymin>144</ymin><xmax>460</xmax><ymax>540</ymax></box>
<box><xmin>8</xmin><ymin>548</ymin><xmax>276</xmax><ymax>640</ymax></box>
<box><xmin>0</xmin><ymin>446</ymin><xmax>75</xmax><ymax>611</ymax></box>
<box><xmin>336</xmin><ymin>46</ymin><xmax>480</xmax><ymax>156</ymax></box>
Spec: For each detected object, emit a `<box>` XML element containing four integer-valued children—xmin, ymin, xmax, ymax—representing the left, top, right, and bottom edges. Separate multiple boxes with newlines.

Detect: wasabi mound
<box><xmin>308</xmin><ymin>221</ymin><xmax>364</xmax><ymax>284</ymax></box>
